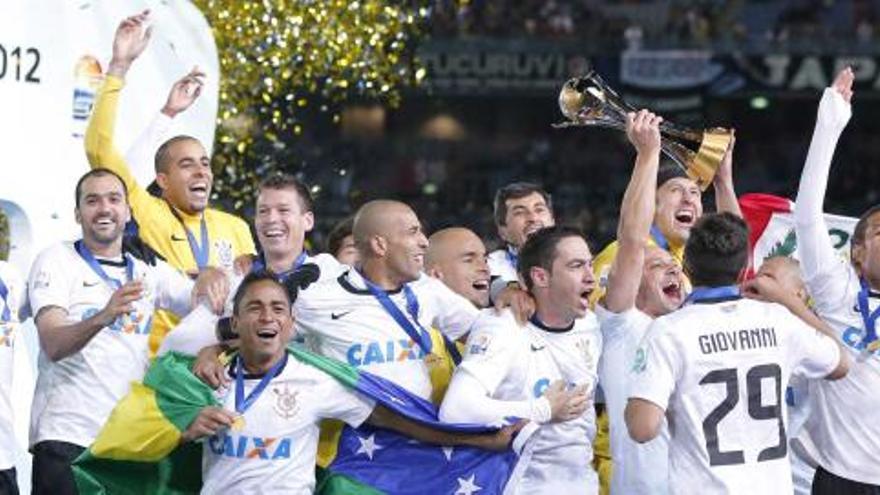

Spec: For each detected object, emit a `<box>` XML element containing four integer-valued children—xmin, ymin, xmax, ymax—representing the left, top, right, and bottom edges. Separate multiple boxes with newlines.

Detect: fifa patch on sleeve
<box><xmin>631</xmin><ymin>347</ymin><xmax>647</xmax><ymax>374</ymax></box>
<box><xmin>32</xmin><ymin>270</ymin><xmax>50</xmax><ymax>289</ymax></box>
<box><xmin>467</xmin><ymin>334</ymin><xmax>491</xmax><ymax>356</ymax></box>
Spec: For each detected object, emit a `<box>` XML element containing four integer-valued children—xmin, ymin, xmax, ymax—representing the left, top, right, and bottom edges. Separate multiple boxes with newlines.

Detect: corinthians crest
<box><xmin>575</xmin><ymin>338</ymin><xmax>595</xmax><ymax>371</ymax></box>
<box><xmin>273</xmin><ymin>384</ymin><xmax>300</xmax><ymax>419</ymax></box>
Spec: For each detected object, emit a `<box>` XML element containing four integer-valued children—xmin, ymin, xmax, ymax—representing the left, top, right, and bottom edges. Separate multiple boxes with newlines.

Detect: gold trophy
<box><xmin>554</xmin><ymin>71</ymin><xmax>732</xmax><ymax>190</ymax></box>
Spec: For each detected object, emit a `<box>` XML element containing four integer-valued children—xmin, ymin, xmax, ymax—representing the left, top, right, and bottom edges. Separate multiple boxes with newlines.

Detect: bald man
<box><xmin>293</xmin><ymin>200</ymin><xmax>480</xmax><ymax>401</ymax></box>
<box><xmin>426</xmin><ymin>228</ymin><xmax>491</xmax><ymax>308</ymax></box>
<box><xmin>749</xmin><ymin>257</ymin><xmax>814</xmax><ymax>495</ymax></box>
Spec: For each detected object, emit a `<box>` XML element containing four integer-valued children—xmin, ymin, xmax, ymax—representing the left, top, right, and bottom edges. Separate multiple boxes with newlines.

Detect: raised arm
<box><xmin>604</xmin><ymin>110</ymin><xmax>662</xmax><ymax>313</ymax></box>
<box><xmin>84</xmin><ymin>11</ymin><xmax>152</xmax><ymax>193</ymax></box>
<box><xmin>794</xmin><ymin>68</ymin><xmax>853</xmax><ymax>285</ymax></box>
<box><xmin>123</xmin><ymin>67</ymin><xmax>204</xmax><ymax>186</ymax></box>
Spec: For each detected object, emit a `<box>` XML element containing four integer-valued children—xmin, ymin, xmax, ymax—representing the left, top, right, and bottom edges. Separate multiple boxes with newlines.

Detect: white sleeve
<box><xmin>440</xmin><ymin>369</ymin><xmax>550</xmax><ymax>425</ymax></box>
<box><xmin>28</xmin><ymin>247</ymin><xmax>72</xmax><ymax>317</ymax></box>
<box><xmin>124</xmin><ymin>111</ymin><xmax>173</xmax><ymax>186</ymax></box>
<box><xmin>596</xmin><ymin>304</ymin><xmax>634</xmax><ymax>349</ymax></box>
<box><xmin>627</xmin><ymin>319</ymin><xmax>678</xmax><ymax>411</ymax></box>
<box><xmin>318</xmin><ymin>376</ymin><xmax>376</xmax><ymax>427</ymax></box>
<box><xmin>310</xmin><ymin>253</ymin><xmax>345</xmax><ymax>282</ymax></box>
<box><xmin>423</xmin><ymin>276</ymin><xmax>479</xmax><ymax>340</ymax></box>
<box><xmin>152</xmin><ymin>260</ymin><xmax>195</xmax><ymax>317</ymax></box>
<box><xmin>794</xmin><ymin>88</ymin><xmax>853</xmax><ymax>307</ymax></box>
<box><xmin>157</xmin><ymin>304</ymin><xmax>220</xmax><ymax>357</ymax></box>
<box><xmin>454</xmin><ymin>316</ymin><xmax>518</xmax><ymax>394</ymax></box>
<box><xmin>782</xmin><ymin>310</ymin><xmax>842</xmax><ymax>380</ymax></box>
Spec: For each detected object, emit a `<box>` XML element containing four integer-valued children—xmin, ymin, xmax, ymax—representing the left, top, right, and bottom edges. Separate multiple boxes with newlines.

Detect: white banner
<box><xmin>0</xmin><ymin>2</ymin><xmax>217</xmax><ymax>490</ymax></box>
<box><xmin>752</xmin><ymin>211</ymin><xmax>858</xmax><ymax>268</ymax></box>
<box><xmin>0</xmin><ymin>0</ymin><xmax>219</xmax><ymax>270</ymax></box>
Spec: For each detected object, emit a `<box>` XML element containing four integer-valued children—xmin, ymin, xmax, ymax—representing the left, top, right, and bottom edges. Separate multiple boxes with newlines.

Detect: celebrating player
<box><xmin>440</xmin><ymin>225</ymin><xmax>603</xmax><ymax>494</ymax></box>
<box><xmin>85</xmin><ymin>11</ymin><xmax>255</xmax><ymax>354</ymax></box>
<box><xmin>793</xmin><ymin>66</ymin><xmax>880</xmax><ymax>493</ymax></box>
<box><xmin>426</xmin><ymin>227</ymin><xmax>491</xmax><ymax>309</ymax></box>
<box><xmin>182</xmin><ymin>272</ymin><xmax>517</xmax><ymax>492</ymax></box>
<box><xmin>596</xmin><ymin>109</ymin><xmax>682</xmax><ymax>495</ymax></box>
<box><xmin>625</xmin><ymin>212</ymin><xmax>848</xmax><ymax>494</ymax></box>
<box><xmin>488</xmin><ymin>182</ymin><xmax>555</xmax><ymax>285</ymax></box>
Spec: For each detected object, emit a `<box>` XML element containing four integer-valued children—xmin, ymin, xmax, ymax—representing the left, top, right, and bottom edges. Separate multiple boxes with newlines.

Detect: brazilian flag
<box><xmin>73</xmin><ymin>345</ymin><xmax>519</xmax><ymax>494</ymax></box>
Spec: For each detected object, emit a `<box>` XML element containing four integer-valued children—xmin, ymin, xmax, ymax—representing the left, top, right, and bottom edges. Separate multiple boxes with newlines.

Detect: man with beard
<box><xmin>440</xmin><ymin>226</ymin><xmax>603</xmax><ymax>494</ymax></box>
<box><xmin>793</xmin><ymin>66</ymin><xmax>880</xmax><ymax>494</ymax></box>
<box><xmin>26</xmin><ymin>169</ymin><xmax>225</xmax><ymax>495</ymax></box>
<box><xmin>625</xmin><ymin>213</ymin><xmax>847</xmax><ymax>494</ymax></box>
<box><xmin>85</xmin><ymin>12</ymin><xmax>255</xmax><ymax>354</ymax></box>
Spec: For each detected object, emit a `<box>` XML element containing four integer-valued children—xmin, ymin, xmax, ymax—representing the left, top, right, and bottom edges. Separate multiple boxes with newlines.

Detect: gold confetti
<box><xmin>192</xmin><ymin>0</ymin><xmax>429</xmax><ymax>211</ymax></box>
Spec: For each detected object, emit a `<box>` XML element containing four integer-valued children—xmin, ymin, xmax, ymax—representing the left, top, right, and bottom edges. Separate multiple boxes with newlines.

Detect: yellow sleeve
<box><xmin>232</xmin><ymin>215</ymin><xmax>256</xmax><ymax>256</ymax></box>
<box><xmin>590</xmin><ymin>240</ymin><xmax>619</xmax><ymax>307</ymax></box>
<box><xmin>84</xmin><ymin>75</ymin><xmax>164</xmax><ymax>223</ymax></box>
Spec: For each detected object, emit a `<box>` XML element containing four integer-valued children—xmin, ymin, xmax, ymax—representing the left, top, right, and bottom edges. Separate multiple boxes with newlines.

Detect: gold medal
<box><xmin>231</xmin><ymin>414</ymin><xmax>245</xmax><ymax>431</ymax></box>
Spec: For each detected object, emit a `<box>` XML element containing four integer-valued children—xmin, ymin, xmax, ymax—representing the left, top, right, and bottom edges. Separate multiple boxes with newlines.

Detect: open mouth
<box><xmin>524</xmin><ymin>223</ymin><xmax>543</xmax><ymax>237</ymax></box>
<box><xmin>189</xmin><ymin>183</ymin><xmax>209</xmax><ymax>198</ymax></box>
<box><xmin>662</xmin><ymin>280</ymin><xmax>682</xmax><ymax>301</ymax></box>
<box><xmin>261</xmin><ymin>228</ymin><xmax>286</xmax><ymax>239</ymax></box>
<box><xmin>674</xmin><ymin>209</ymin><xmax>695</xmax><ymax>226</ymax></box>
<box><xmin>579</xmin><ymin>289</ymin><xmax>593</xmax><ymax>305</ymax></box>
<box><xmin>472</xmin><ymin>280</ymin><xmax>490</xmax><ymax>292</ymax></box>
<box><xmin>256</xmin><ymin>328</ymin><xmax>278</xmax><ymax>341</ymax></box>
<box><xmin>95</xmin><ymin>217</ymin><xmax>115</xmax><ymax>227</ymax></box>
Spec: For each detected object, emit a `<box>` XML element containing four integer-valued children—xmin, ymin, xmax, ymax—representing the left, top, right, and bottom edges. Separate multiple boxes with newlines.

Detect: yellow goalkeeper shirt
<box><xmin>85</xmin><ymin>75</ymin><xmax>256</xmax><ymax>356</ymax></box>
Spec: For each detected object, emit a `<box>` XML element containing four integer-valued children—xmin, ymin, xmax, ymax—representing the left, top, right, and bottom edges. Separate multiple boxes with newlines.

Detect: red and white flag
<box><xmin>739</xmin><ymin>193</ymin><xmax>858</xmax><ymax>273</ymax></box>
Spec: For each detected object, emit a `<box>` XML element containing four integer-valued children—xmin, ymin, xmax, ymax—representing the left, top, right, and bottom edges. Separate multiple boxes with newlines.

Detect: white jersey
<box><xmin>202</xmin><ymin>354</ymin><xmax>374</xmax><ymax>494</ymax></box>
<box><xmin>787</xmin><ymin>376</ymin><xmax>814</xmax><ymax>495</ymax></box>
<box><xmin>0</xmin><ymin>262</ymin><xmax>26</xmax><ymax>470</ymax></box>
<box><xmin>796</xmin><ymin>258</ymin><xmax>880</xmax><ymax>484</ymax></box>
<box><xmin>456</xmin><ymin>310</ymin><xmax>602</xmax><ymax>494</ymax></box>
<box><xmin>28</xmin><ymin>242</ymin><xmax>193</xmax><ymax>448</ymax></box>
<box><xmin>629</xmin><ymin>295</ymin><xmax>840</xmax><ymax>494</ymax></box>
<box><xmin>595</xmin><ymin>305</ymin><xmax>668</xmax><ymax>495</ymax></box>
<box><xmin>793</xmin><ymin>86</ymin><xmax>880</xmax><ymax>484</ymax></box>
<box><xmin>487</xmin><ymin>247</ymin><xmax>518</xmax><ymax>283</ymax></box>
<box><xmin>295</xmin><ymin>269</ymin><xmax>478</xmax><ymax>400</ymax></box>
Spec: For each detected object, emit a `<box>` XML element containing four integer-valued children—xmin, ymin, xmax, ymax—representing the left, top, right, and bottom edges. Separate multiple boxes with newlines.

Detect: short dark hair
<box><xmin>517</xmin><ymin>225</ymin><xmax>584</xmax><ymax>291</ymax></box>
<box><xmin>154</xmin><ymin>135</ymin><xmax>200</xmax><ymax>174</ymax></box>
<box><xmin>258</xmin><ymin>173</ymin><xmax>313</xmax><ymax>213</ymax></box>
<box><xmin>327</xmin><ymin>216</ymin><xmax>354</xmax><ymax>257</ymax></box>
<box><xmin>683</xmin><ymin>212</ymin><xmax>750</xmax><ymax>287</ymax></box>
<box><xmin>74</xmin><ymin>168</ymin><xmax>128</xmax><ymax>208</ymax></box>
<box><xmin>493</xmin><ymin>182</ymin><xmax>552</xmax><ymax>227</ymax></box>
<box><xmin>853</xmin><ymin>204</ymin><xmax>880</xmax><ymax>248</ymax></box>
<box><xmin>656</xmin><ymin>162</ymin><xmax>690</xmax><ymax>189</ymax></box>
<box><xmin>232</xmin><ymin>270</ymin><xmax>291</xmax><ymax>316</ymax></box>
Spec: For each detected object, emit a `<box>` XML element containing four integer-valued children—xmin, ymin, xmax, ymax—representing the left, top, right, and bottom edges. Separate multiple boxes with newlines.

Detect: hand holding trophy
<box><xmin>554</xmin><ymin>70</ymin><xmax>732</xmax><ymax>190</ymax></box>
